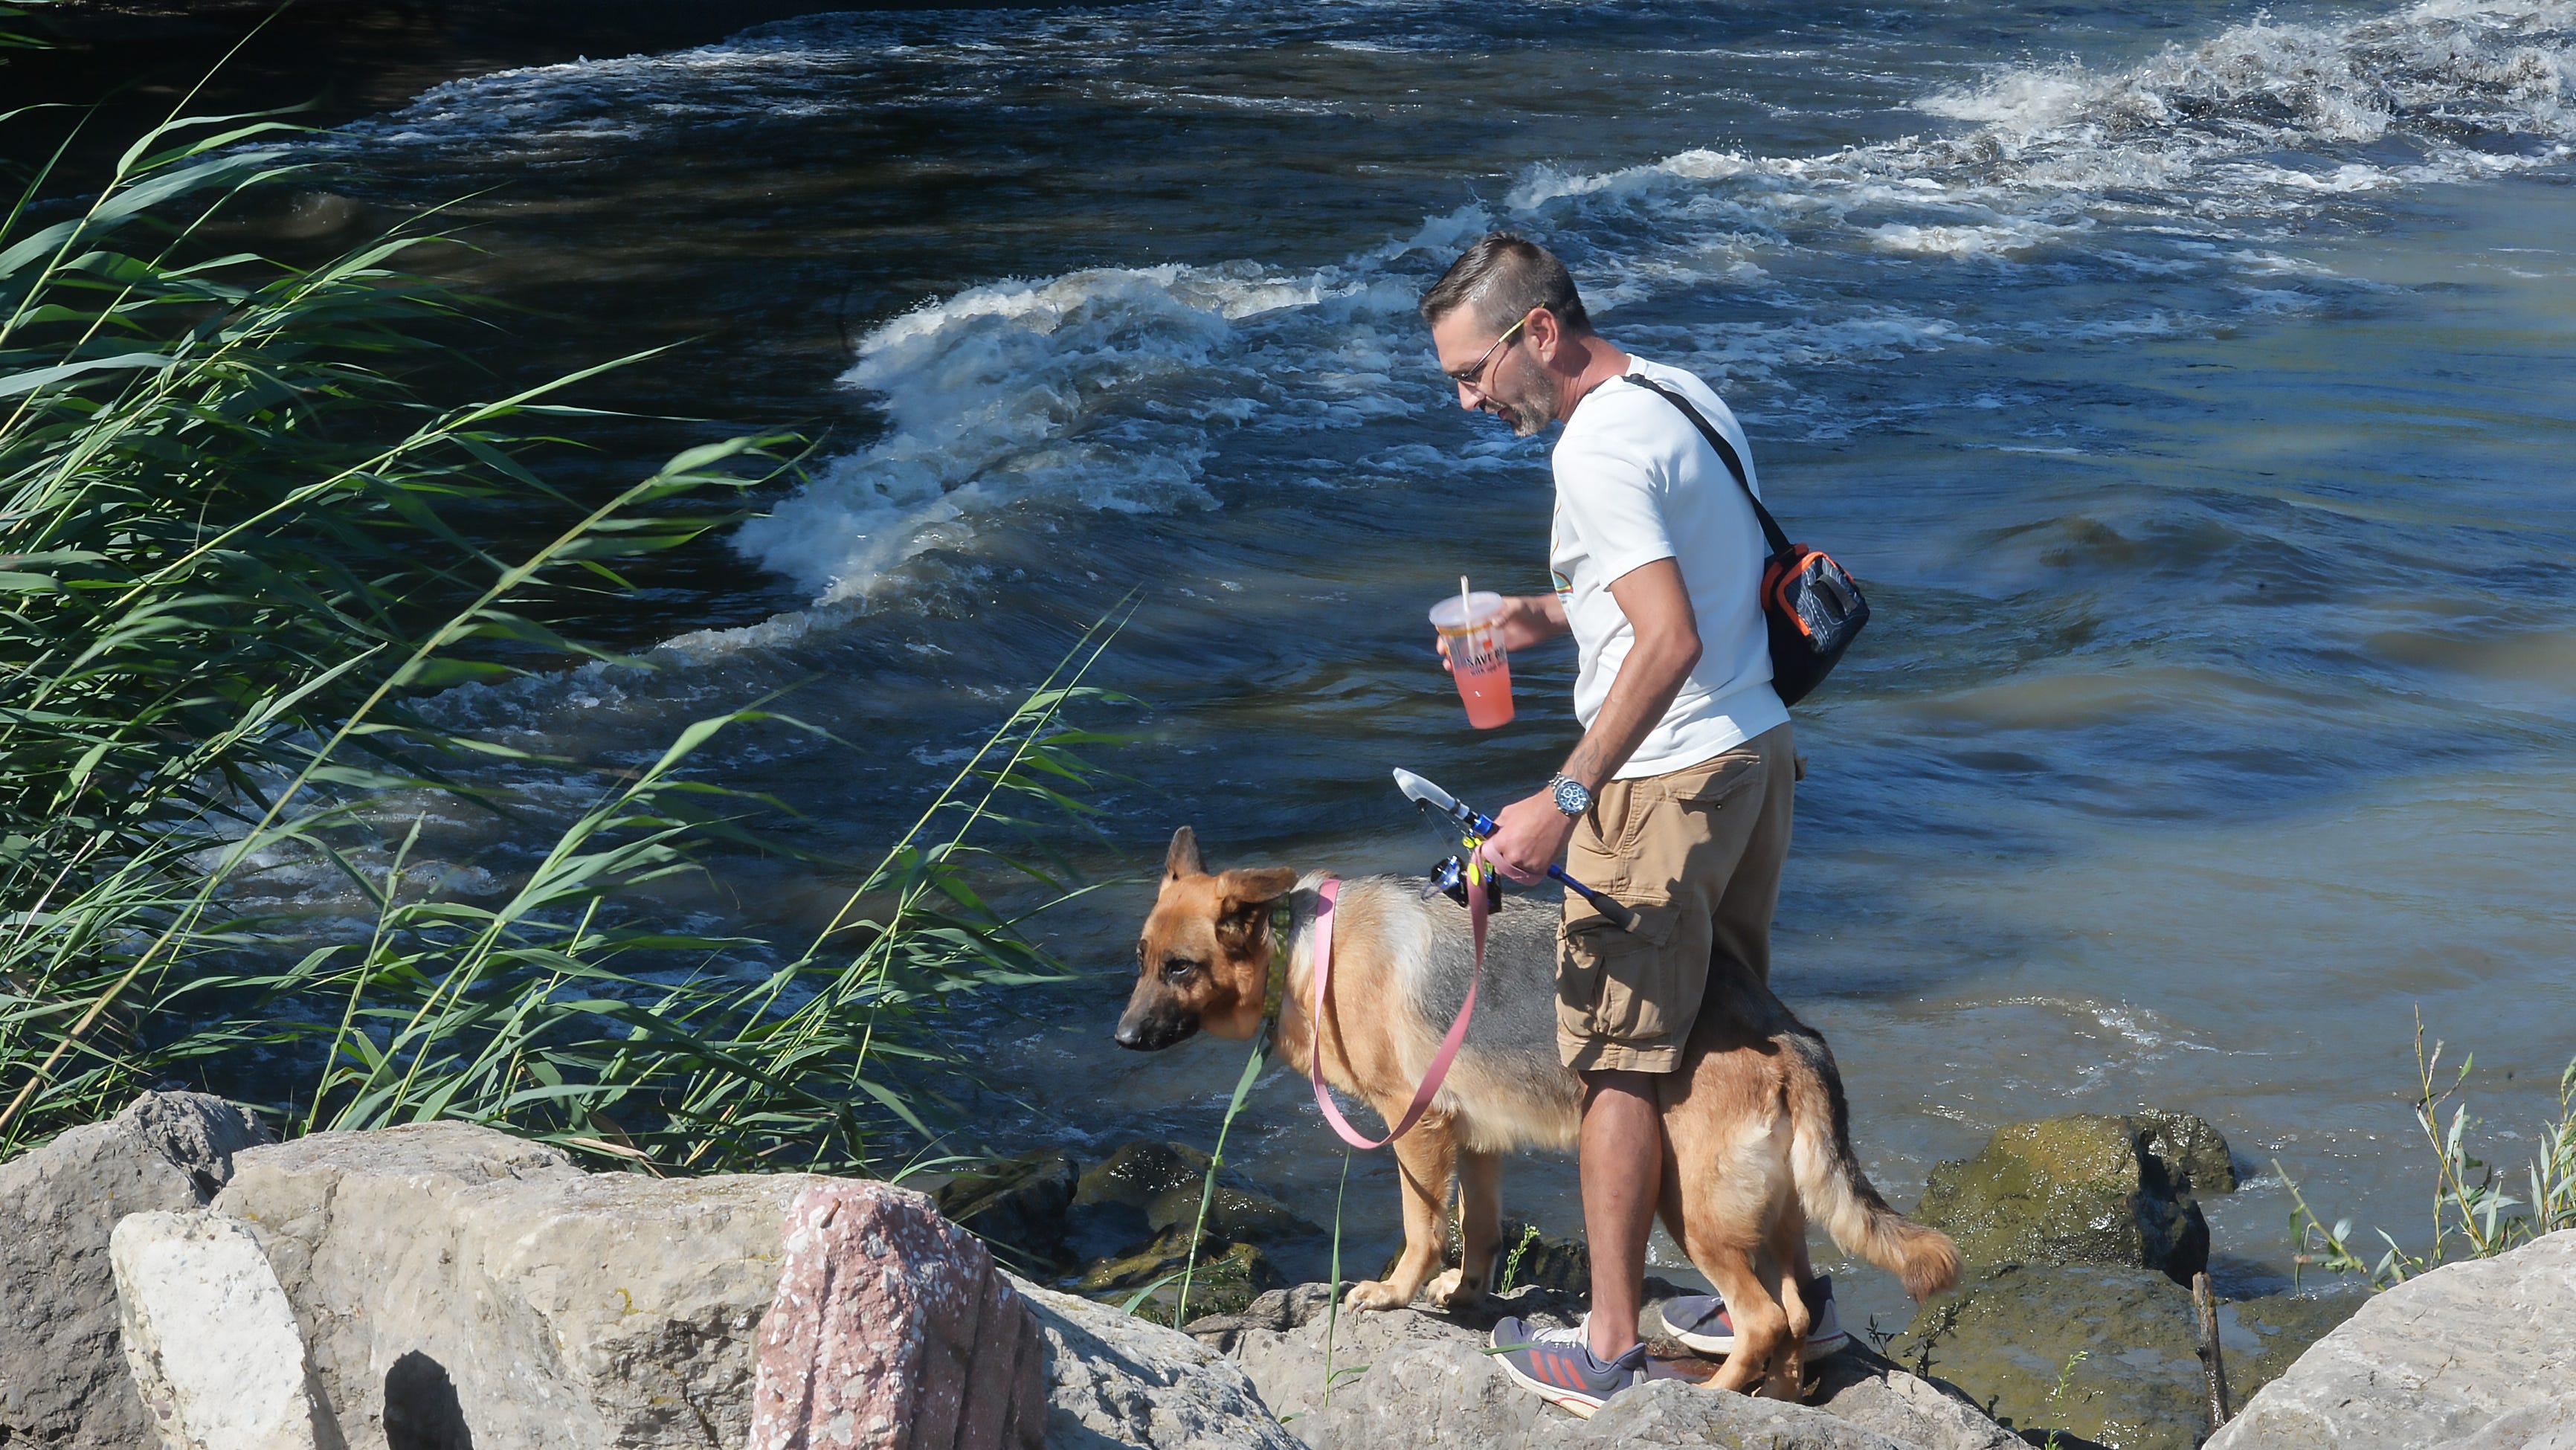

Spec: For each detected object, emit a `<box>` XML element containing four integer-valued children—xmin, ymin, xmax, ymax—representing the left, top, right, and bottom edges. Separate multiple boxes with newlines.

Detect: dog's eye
<box><xmin>1161</xmin><ymin>958</ymin><xmax>1197</xmax><ymax>982</ymax></box>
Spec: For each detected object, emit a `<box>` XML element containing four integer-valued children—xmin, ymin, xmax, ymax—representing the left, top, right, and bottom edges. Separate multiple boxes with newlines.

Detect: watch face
<box><xmin>1553</xmin><ymin>777</ymin><xmax>1588</xmax><ymax>815</ymax></box>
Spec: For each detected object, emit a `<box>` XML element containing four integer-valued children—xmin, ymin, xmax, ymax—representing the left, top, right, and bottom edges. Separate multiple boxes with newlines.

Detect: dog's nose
<box><xmin>1113</xmin><ymin>1020</ymin><xmax>1144</xmax><ymax>1050</ymax></box>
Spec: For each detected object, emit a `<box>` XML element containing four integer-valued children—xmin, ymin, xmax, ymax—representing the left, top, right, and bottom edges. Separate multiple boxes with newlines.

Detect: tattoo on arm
<box><xmin>1561</xmin><ymin>735</ymin><xmax>1609</xmax><ymax>787</ymax></box>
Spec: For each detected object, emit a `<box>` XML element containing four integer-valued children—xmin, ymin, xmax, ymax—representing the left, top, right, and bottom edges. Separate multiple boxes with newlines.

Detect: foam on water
<box><xmin>314</xmin><ymin>0</ymin><xmax>2574</xmax><ymax>623</ymax></box>
<box><xmin>713</xmin><ymin>0</ymin><xmax>2571</xmax><ymax>611</ymax></box>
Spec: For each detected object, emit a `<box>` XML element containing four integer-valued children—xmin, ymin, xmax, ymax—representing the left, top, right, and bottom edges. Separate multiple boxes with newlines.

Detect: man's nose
<box><xmin>1455</xmin><ymin>382</ymin><xmax>1478</xmax><ymax>410</ymax></box>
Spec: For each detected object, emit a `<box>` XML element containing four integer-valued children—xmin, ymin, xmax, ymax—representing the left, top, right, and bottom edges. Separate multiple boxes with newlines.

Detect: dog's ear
<box><xmin>1217</xmin><ymin>867</ymin><xmax>1298</xmax><ymax>913</ymax></box>
<box><xmin>1165</xmin><ymin>825</ymin><xmax>1205</xmax><ymax>882</ymax></box>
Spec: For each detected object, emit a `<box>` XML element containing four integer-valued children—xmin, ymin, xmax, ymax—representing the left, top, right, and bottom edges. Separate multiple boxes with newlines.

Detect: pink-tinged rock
<box><xmin>750</xmin><ymin>1180</ymin><xmax>1046</xmax><ymax>1450</ymax></box>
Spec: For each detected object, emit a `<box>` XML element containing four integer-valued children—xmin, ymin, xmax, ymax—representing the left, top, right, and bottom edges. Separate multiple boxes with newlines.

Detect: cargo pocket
<box><xmin>1556</xmin><ymin>903</ymin><xmax>1693</xmax><ymax>1045</ymax></box>
<box><xmin>1668</xmin><ymin>750</ymin><xmax>1766</xmax><ymax>808</ymax></box>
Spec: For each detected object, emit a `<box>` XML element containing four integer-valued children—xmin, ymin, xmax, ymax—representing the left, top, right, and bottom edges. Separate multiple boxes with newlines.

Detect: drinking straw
<box><xmin>1460</xmin><ymin>575</ymin><xmax>1471</xmax><ymax>623</ymax></box>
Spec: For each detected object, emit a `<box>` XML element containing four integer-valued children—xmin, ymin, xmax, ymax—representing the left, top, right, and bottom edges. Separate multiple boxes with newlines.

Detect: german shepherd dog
<box><xmin>1114</xmin><ymin>826</ymin><xmax>1958</xmax><ymax>1398</ymax></box>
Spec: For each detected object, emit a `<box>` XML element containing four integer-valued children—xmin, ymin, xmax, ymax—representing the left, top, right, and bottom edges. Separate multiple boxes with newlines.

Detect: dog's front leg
<box><xmin>1426</xmin><ymin>1148</ymin><xmax>1501</xmax><ymax>1311</ymax></box>
<box><xmin>1344</xmin><ymin>1119</ymin><xmax>1456</xmax><ymax>1312</ymax></box>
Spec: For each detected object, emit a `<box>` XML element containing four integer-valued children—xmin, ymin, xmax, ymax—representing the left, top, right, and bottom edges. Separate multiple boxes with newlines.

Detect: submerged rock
<box><xmin>2207</xmin><ymin>1228</ymin><xmax>2575</xmax><ymax>1450</ymax></box>
<box><xmin>936</xmin><ymin>1148</ymin><xmax>1078</xmax><ymax>1270</ymax></box>
<box><xmin>1065</xmin><ymin>1139</ymin><xmax>1324</xmax><ymax>1318</ymax></box>
<box><xmin>0</xmin><ymin>1090</ymin><xmax>270</xmax><ymax>1450</ymax></box>
<box><xmin>1081</xmin><ymin>1229</ymin><xmax>1283</xmax><ymax>1324</ymax></box>
<box><xmin>1888</xmin><ymin>1263</ymin><xmax>2363</xmax><ymax>1450</ymax></box>
<box><xmin>1072</xmin><ymin>1140</ymin><xmax>1324</xmax><ymax>1256</ymax></box>
<box><xmin>1914</xmin><ymin>1113</ymin><xmax>2216</xmax><ymax>1283</ymax></box>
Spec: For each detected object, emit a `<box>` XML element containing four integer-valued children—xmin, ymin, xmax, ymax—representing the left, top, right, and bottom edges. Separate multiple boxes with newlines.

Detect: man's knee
<box><xmin>1580</xmin><ymin>1069</ymin><xmax>1660</xmax><ymax>1112</ymax></box>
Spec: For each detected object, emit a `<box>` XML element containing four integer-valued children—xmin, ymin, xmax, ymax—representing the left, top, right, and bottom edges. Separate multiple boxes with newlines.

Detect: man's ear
<box><xmin>1527</xmin><ymin>304</ymin><xmax>1564</xmax><ymax>361</ymax></box>
<box><xmin>1165</xmin><ymin>825</ymin><xmax>1205</xmax><ymax>882</ymax></box>
<box><xmin>1217</xmin><ymin>867</ymin><xmax>1299</xmax><ymax>913</ymax></box>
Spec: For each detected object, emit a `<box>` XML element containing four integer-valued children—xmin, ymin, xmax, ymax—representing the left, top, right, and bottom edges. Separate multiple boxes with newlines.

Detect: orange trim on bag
<box><xmin>1766</xmin><ymin>546</ymin><xmax>1820</xmax><ymax>640</ymax></box>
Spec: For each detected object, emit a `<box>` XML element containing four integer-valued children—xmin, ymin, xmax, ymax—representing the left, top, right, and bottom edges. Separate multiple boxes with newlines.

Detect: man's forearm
<box><xmin>1559</xmin><ymin>631</ymin><xmax>1698</xmax><ymax>790</ymax></box>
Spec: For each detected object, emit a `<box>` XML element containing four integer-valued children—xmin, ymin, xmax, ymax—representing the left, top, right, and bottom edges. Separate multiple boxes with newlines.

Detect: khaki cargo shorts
<box><xmin>1556</xmin><ymin>722</ymin><xmax>1794</xmax><ymax>1074</ymax></box>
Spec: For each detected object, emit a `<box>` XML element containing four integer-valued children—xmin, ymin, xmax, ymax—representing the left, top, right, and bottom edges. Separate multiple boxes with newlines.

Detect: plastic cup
<box><xmin>1429</xmin><ymin>591</ymin><xmax>1515</xmax><ymax>729</ymax></box>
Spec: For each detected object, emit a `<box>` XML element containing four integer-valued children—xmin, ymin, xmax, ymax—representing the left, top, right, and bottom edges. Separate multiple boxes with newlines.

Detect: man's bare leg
<box><xmin>1580</xmin><ymin>1069</ymin><xmax>1662</xmax><ymax>1361</ymax></box>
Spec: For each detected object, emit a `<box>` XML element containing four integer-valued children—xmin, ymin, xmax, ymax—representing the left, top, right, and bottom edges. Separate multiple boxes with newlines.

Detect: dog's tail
<box><xmin>1785</xmin><ymin>1033</ymin><xmax>1961</xmax><ymax>1301</ymax></box>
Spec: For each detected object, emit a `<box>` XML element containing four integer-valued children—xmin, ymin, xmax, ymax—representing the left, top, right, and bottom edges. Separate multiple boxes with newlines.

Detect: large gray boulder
<box><xmin>213</xmin><ymin>1121</ymin><xmax>820</xmax><ymax>1450</ymax></box>
<box><xmin>2206</xmin><ymin>1228</ymin><xmax>2576</xmax><ymax>1450</ymax></box>
<box><xmin>1026</xmin><ymin>1283</ymin><xmax>1304</xmax><ymax>1449</ymax></box>
<box><xmin>0</xmin><ymin>1090</ymin><xmax>269</xmax><ymax>1449</ymax></box>
<box><xmin>1565</xmin><ymin>1378</ymin><xmax>1916</xmax><ymax>1449</ymax></box>
<box><xmin>202</xmin><ymin>1121</ymin><xmax>1303</xmax><ymax>1450</ymax></box>
<box><xmin>1223</xmin><ymin>1278</ymin><xmax>2020</xmax><ymax>1450</ymax></box>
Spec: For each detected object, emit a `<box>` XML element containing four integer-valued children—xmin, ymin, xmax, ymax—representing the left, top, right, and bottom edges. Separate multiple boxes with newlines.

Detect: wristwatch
<box><xmin>1547</xmin><ymin>773</ymin><xmax>1593</xmax><ymax>818</ymax></box>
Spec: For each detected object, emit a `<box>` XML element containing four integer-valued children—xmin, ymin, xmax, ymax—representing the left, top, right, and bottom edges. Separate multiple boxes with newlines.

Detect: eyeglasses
<box><xmin>1446</xmin><ymin>311</ymin><xmax>1533</xmax><ymax>394</ymax></box>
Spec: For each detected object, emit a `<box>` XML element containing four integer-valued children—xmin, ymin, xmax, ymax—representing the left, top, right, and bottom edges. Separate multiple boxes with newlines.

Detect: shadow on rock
<box><xmin>384</xmin><ymin>1351</ymin><xmax>474</xmax><ymax>1450</ymax></box>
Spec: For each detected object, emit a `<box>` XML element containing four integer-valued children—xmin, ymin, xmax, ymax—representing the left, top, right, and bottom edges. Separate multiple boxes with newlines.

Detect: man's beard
<box><xmin>1498</xmin><ymin>352</ymin><xmax>1561</xmax><ymax>437</ymax></box>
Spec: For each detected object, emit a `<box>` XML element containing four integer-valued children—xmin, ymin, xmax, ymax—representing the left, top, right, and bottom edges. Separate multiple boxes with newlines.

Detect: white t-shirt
<box><xmin>1548</xmin><ymin>355</ymin><xmax>1788</xmax><ymax>780</ymax></box>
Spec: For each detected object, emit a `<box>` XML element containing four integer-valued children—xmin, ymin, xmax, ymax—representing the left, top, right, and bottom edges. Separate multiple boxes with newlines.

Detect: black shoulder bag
<box><xmin>1620</xmin><ymin>373</ymin><xmax>1868</xmax><ymax>707</ymax></box>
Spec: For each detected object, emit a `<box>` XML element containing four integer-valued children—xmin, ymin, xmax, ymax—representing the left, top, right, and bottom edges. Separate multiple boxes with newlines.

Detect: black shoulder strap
<box><xmin>1619</xmin><ymin>373</ymin><xmax>1791</xmax><ymax>558</ymax></box>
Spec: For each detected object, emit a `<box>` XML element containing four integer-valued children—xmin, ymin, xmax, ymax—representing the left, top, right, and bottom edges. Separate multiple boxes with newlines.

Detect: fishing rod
<box><xmin>1392</xmin><ymin>768</ymin><xmax>1641</xmax><ymax>933</ymax></box>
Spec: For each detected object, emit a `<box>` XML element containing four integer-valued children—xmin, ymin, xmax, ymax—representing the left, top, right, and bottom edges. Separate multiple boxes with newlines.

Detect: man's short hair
<box><xmin>1418</xmin><ymin>233</ymin><xmax>1591</xmax><ymax>336</ymax></box>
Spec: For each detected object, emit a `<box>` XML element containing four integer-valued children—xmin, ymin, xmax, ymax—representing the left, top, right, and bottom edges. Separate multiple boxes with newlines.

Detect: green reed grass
<box><xmin>2284</xmin><ymin>1012</ymin><xmax>2576</xmax><ymax>1290</ymax></box>
<box><xmin>0</xmin><ymin>70</ymin><xmax>1124</xmax><ymax>1173</ymax></box>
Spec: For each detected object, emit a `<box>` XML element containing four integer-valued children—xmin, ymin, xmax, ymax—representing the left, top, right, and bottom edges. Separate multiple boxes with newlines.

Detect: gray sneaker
<box><xmin>1655</xmin><ymin>1275</ymin><xmax>1850</xmax><ymax>1362</ymax></box>
<box><xmin>1490</xmin><ymin>1314</ymin><xmax>1648</xmax><ymax>1418</ymax></box>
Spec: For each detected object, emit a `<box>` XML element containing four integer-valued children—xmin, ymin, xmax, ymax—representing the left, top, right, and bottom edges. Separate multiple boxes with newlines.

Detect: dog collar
<box><xmin>1263</xmin><ymin>899</ymin><xmax>1292</xmax><ymax>1030</ymax></box>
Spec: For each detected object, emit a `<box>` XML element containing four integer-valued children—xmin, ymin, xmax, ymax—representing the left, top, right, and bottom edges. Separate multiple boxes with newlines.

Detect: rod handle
<box><xmin>1553</xmin><ymin>869</ymin><xmax>1641</xmax><ymax>933</ymax></box>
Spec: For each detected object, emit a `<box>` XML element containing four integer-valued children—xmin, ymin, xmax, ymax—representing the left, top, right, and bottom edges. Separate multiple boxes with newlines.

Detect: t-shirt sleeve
<box><xmin>1553</xmin><ymin>406</ymin><xmax>1676</xmax><ymax>586</ymax></box>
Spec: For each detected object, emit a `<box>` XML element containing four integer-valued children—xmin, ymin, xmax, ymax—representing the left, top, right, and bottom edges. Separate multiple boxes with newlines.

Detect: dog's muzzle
<box><xmin>1113</xmin><ymin>1008</ymin><xmax>1200</xmax><ymax>1052</ymax></box>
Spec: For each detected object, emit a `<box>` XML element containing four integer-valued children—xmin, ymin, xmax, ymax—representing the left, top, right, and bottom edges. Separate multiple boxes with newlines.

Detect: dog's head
<box><xmin>1114</xmin><ymin>825</ymin><xmax>1298</xmax><ymax>1051</ymax></box>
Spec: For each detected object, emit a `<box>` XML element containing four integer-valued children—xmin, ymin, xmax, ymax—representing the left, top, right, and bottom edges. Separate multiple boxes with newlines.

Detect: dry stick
<box><xmin>2191</xmin><ymin>1271</ymin><xmax>2232</xmax><ymax>1430</ymax></box>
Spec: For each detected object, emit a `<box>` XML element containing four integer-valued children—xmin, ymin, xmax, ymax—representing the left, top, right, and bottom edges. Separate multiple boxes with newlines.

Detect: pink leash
<box><xmin>1307</xmin><ymin>857</ymin><xmax>1490</xmax><ymax>1149</ymax></box>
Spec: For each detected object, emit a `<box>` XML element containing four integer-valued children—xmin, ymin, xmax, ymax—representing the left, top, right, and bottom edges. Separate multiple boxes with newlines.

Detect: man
<box><xmin>1419</xmin><ymin>233</ymin><xmax>1815</xmax><ymax>1411</ymax></box>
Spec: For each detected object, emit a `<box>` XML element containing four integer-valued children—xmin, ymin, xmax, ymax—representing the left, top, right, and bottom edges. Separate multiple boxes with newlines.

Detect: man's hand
<box><xmin>1435</xmin><ymin>593</ymin><xmax>1567</xmax><ymax>672</ymax></box>
<box><xmin>1481</xmin><ymin>788</ymin><xmax>1575</xmax><ymax>885</ymax></box>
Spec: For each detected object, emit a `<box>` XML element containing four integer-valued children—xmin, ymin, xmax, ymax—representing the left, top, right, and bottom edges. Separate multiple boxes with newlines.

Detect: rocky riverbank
<box><xmin>6</xmin><ymin>1092</ymin><xmax>2569</xmax><ymax>1449</ymax></box>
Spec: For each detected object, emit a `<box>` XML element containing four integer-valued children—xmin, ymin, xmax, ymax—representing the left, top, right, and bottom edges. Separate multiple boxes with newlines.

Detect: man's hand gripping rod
<box><xmin>1392</xmin><ymin>768</ymin><xmax>1642</xmax><ymax>933</ymax></box>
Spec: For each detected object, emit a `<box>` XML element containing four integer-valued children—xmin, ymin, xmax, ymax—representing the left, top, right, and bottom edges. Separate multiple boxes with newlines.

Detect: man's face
<box><xmin>1431</xmin><ymin>307</ymin><xmax>1559</xmax><ymax>438</ymax></box>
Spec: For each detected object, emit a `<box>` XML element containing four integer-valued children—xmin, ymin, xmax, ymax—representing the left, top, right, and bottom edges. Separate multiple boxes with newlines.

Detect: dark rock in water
<box><xmin>1495</xmin><ymin>1217</ymin><xmax>1593</xmax><ymax>1294</ymax></box>
<box><xmin>1075</xmin><ymin>1140</ymin><xmax>1321</xmax><ymax>1240</ymax></box>
<box><xmin>1078</xmin><ymin>1228</ymin><xmax>1281</xmax><ymax>1324</ymax></box>
<box><xmin>934</xmin><ymin>1148</ymin><xmax>1077</xmax><ymax>1269</ymax></box>
<box><xmin>1916</xmin><ymin>1113</ymin><xmax>2212</xmax><ymax>1283</ymax></box>
<box><xmin>1887</xmin><ymin>1262</ymin><xmax>2366</xmax><ymax>1450</ymax></box>
<box><xmin>2126</xmin><ymin>1109</ymin><xmax>2238</xmax><ymax>1195</ymax></box>
<box><xmin>1067</xmin><ymin>1140</ymin><xmax>1324</xmax><ymax>1282</ymax></box>
<box><xmin>1381</xmin><ymin>1214</ymin><xmax>1593</xmax><ymax>1294</ymax></box>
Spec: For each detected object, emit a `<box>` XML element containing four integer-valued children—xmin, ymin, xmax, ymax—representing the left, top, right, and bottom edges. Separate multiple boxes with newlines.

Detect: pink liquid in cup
<box><xmin>1430</xmin><ymin>591</ymin><xmax>1515</xmax><ymax>729</ymax></box>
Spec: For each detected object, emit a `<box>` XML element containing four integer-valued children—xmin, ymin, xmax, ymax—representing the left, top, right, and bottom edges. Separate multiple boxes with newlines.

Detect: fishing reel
<box><xmin>1420</xmin><ymin>849</ymin><xmax>1501</xmax><ymax>910</ymax></box>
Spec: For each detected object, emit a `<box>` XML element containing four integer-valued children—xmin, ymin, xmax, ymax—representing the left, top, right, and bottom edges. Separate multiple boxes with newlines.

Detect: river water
<box><xmin>289</xmin><ymin>0</ymin><xmax>2573</xmax><ymax>1321</ymax></box>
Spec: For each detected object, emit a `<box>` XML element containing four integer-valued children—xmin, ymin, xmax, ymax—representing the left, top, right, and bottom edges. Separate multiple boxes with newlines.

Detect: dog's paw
<box><xmin>1342</xmin><ymin>1278</ymin><xmax>1412</xmax><ymax>1312</ymax></box>
<box><xmin>1424</xmin><ymin>1268</ymin><xmax>1486</xmax><ymax>1312</ymax></box>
